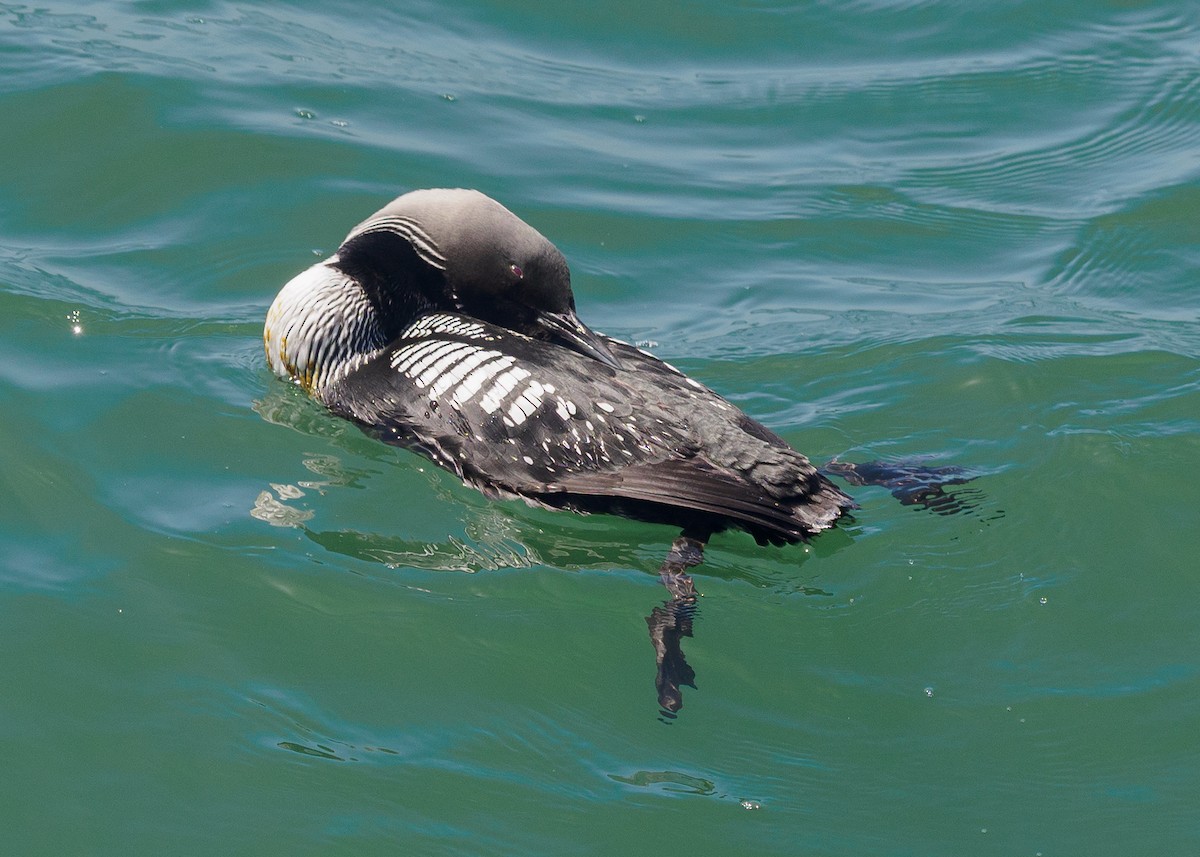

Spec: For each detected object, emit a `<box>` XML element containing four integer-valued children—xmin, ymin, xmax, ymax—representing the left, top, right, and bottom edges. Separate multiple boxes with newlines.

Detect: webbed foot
<box><xmin>647</xmin><ymin>535</ymin><xmax>704</xmax><ymax>716</ymax></box>
<box><xmin>822</xmin><ymin>459</ymin><xmax>986</xmax><ymax>516</ymax></box>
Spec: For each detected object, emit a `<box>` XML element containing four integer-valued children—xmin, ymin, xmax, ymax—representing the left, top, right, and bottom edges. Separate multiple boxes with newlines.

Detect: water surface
<box><xmin>2</xmin><ymin>1</ymin><xmax>1198</xmax><ymax>854</ymax></box>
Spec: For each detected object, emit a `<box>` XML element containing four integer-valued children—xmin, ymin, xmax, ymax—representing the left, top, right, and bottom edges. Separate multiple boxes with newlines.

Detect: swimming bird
<box><xmin>265</xmin><ymin>188</ymin><xmax>857</xmax><ymax>550</ymax></box>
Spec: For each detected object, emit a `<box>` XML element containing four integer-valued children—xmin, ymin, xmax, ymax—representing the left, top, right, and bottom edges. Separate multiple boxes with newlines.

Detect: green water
<box><xmin>3</xmin><ymin>1</ymin><xmax>1199</xmax><ymax>854</ymax></box>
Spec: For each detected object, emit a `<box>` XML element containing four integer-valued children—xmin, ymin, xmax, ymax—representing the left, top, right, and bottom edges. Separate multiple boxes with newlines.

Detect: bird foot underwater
<box><xmin>647</xmin><ymin>535</ymin><xmax>703</xmax><ymax>717</ymax></box>
<box><xmin>820</xmin><ymin>458</ymin><xmax>991</xmax><ymax>517</ymax></box>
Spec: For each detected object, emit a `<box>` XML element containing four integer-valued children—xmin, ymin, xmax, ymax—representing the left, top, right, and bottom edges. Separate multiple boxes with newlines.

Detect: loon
<box><xmin>266</xmin><ymin>188</ymin><xmax>857</xmax><ymax>549</ymax></box>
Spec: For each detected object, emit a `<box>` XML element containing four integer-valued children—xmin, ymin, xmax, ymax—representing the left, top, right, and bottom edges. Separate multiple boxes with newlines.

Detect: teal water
<box><xmin>3</xmin><ymin>1</ymin><xmax>1199</xmax><ymax>854</ymax></box>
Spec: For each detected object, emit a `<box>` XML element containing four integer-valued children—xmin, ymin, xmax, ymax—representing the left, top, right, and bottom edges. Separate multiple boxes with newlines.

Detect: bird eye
<box><xmin>509</xmin><ymin>263</ymin><xmax>524</xmax><ymax>280</ymax></box>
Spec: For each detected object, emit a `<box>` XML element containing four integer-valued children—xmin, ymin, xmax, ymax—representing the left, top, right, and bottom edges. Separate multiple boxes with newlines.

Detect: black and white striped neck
<box><xmin>265</xmin><ymin>188</ymin><xmax>617</xmax><ymax>396</ymax></box>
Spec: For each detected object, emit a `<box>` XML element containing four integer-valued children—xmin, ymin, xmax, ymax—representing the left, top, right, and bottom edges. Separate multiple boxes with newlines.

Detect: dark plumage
<box><xmin>266</xmin><ymin>188</ymin><xmax>856</xmax><ymax>547</ymax></box>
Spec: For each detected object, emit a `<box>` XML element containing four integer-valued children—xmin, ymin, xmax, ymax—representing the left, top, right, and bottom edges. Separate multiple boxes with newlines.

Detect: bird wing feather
<box><xmin>323</xmin><ymin>321</ymin><xmax>852</xmax><ymax>541</ymax></box>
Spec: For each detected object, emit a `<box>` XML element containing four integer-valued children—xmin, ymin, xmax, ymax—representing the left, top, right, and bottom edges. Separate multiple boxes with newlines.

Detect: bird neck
<box><xmin>264</xmin><ymin>261</ymin><xmax>392</xmax><ymax>397</ymax></box>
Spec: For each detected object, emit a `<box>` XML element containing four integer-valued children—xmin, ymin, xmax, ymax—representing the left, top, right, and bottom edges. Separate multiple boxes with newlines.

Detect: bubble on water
<box><xmin>1039</xmin><ymin>596</ymin><xmax>1048</xmax><ymax>605</ymax></box>
<box><xmin>295</xmin><ymin>108</ymin><xmax>316</xmax><ymax>120</ymax></box>
<box><xmin>740</xmin><ymin>799</ymin><xmax>761</xmax><ymax>811</ymax></box>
